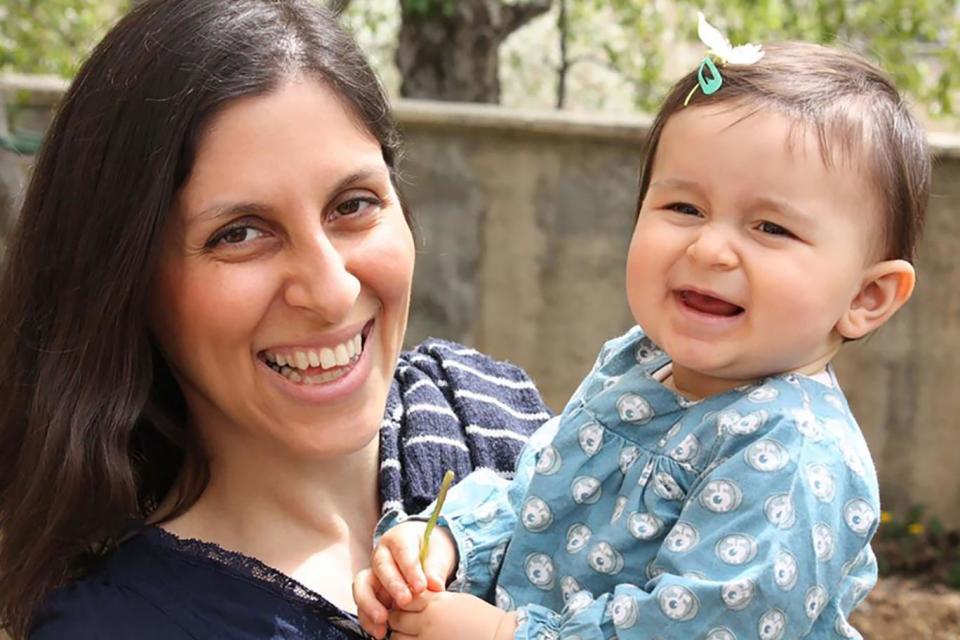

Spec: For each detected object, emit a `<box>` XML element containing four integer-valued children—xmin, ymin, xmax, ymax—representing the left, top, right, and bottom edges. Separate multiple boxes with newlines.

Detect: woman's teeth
<box><xmin>263</xmin><ymin>333</ymin><xmax>363</xmax><ymax>384</ymax></box>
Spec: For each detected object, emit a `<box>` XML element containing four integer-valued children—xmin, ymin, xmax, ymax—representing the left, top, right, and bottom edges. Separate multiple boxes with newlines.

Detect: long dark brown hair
<box><xmin>638</xmin><ymin>42</ymin><xmax>930</xmax><ymax>263</ymax></box>
<box><xmin>0</xmin><ymin>1</ymin><xmax>406</xmax><ymax>636</ymax></box>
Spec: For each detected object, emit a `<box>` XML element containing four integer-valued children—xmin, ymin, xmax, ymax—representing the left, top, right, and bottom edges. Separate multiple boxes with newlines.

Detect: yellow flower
<box><xmin>880</xmin><ymin>511</ymin><xmax>893</xmax><ymax>524</ymax></box>
<box><xmin>908</xmin><ymin>522</ymin><xmax>925</xmax><ymax>536</ymax></box>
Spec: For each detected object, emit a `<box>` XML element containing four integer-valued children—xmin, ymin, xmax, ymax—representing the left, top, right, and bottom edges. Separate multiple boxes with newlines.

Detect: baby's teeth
<box><xmin>335</xmin><ymin>344</ymin><xmax>349</xmax><ymax>366</ymax></box>
<box><xmin>295</xmin><ymin>351</ymin><xmax>309</xmax><ymax>370</ymax></box>
<box><xmin>320</xmin><ymin>347</ymin><xmax>336</xmax><ymax>369</ymax></box>
<box><xmin>308</xmin><ymin>350</ymin><xmax>321</xmax><ymax>367</ymax></box>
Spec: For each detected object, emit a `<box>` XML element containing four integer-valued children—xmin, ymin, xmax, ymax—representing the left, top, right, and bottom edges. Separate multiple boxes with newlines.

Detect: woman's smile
<box><xmin>257</xmin><ymin>319</ymin><xmax>377</xmax><ymax>403</ymax></box>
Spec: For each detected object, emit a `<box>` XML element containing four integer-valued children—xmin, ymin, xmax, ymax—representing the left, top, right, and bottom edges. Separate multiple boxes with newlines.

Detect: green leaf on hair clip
<box><xmin>698</xmin><ymin>57</ymin><xmax>723</xmax><ymax>96</ymax></box>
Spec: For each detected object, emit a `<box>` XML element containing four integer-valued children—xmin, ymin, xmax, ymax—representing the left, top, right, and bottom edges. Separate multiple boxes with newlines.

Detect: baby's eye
<box><xmin>668</xmin><ymin>202</ymin><xmax>702</xmax><ymax>217</ymax></box>
<box><xmin>758</xmin><ymin>221</ymin><xmax>795</xmax><ymax>238</ymax></box>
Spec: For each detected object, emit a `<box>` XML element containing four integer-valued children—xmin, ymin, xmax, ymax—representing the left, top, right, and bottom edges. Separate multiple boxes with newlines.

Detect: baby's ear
<box><xmin>836</xmin><ymin>260</ymin><xmax>915</xmax><ymax>340</ymax></box>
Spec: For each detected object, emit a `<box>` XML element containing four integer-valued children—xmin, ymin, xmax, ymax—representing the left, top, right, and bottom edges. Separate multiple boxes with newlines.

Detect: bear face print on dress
<box><xmin>699</xmin><ymin>479</ymin><xmax>743</xmax><ymax>513</ymax></box>
<box><xmin>610</xmin><ymin>593</ymin><xmax>640</xmax><ymax>629</ymax></box>
<box><xmin>587</xmin><ymin>541</ymin><xmax>625</xmax><ymax>575</ymax></box>
<box><xmin>758</xmin><ymin>608</ymin><xmax>788</xmax><ymax>640</ymax></box>
<box><xmin>658</xmin><ymin>585</ymin><xmax>700</xmax><ymax>622</ymax></box>
<box><xmin>843</xmin><ymin>498</ymin><xmax>877</xmax><ymax>537</ymax></box>
<box><xmin>721</xmin><ymin>578</ymin><xmax>756</xmax><ymax>611</ymax></box>
<box><xmin>764</xmin><ymin>493</ymin><xmax>797</xmax><ymax>529</ymax></box>
<box><xmin>535</xmin><ymin>445</ymin><xmax>563</xmax><ymax>475</ymax></box>
<box><xmin>616</xmin><ymin>393</ymin><xmax>654</xmax><ymax>424</ymax></box>
<box><xmin>565</xmin><ymin>523</ymin><xmax>592</xmax><ymax>554</ymax></box>
<box><xmin>524</xmin><ymin>553</ymin><xmax>556</xmax><ymax>590</ymax></box>
<box><xmin>521</xmin><ymin>496</ymin><xmax>554</xmax><ymax>532</ymax></box>
<box><xmin>571</xmin><ymin>475</ymin><xmax>603</xmax><ymax>504</ymax></box>
<box><xmin>577</xmin><ymin>421</ymin><xmax>605</xmax><ymax>456</ymax></box>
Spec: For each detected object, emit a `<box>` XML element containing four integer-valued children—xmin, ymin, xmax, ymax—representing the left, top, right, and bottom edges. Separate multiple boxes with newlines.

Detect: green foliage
<box><xmin>684</xmin><ymin>0</ymin><xmax>960</xmax><ymax>115</ymax></box>
<box><xmin>0</xmin><ymin>0</ymin><xmax>127</xmax><ymax>77</ymax></box>
<box><xmin>3</xmin><ymin>0</ymin><xmax>958</xmax><ymax>118</ymax></box>
<box><xmin>562</xmin><ymin>0</ymin><xmax>670</xmax><ymax>111</ymax></box>
<box><xmin>875</xmin><ymin>505</ymin><xmax>960</xmax><ymax>589</ymax></box>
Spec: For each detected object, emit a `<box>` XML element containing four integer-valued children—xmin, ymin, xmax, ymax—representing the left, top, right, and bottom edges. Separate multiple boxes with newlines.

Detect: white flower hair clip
<box><xmin>684</xmin><ymin>12</ymin><xmax>765</xmax><ymax>106</ymax></box>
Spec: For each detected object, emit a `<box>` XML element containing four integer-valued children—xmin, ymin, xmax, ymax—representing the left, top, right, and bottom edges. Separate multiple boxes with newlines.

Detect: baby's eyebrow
<box><xmin>751</xmin><ymin>195</ymin><xmax>813</xmax><ymax>223</ymax></box>
<box><xmin>649</xmin><ymin>177</ymin><xmax>702</xmax><ymax>192</ymax></box>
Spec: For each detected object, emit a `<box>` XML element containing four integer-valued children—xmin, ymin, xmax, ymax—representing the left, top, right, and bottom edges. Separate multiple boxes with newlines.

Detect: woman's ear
<box><xmin>836</xmin><ymin>259</ymin><xmax>916</xmax><ymax>340</ymax></box>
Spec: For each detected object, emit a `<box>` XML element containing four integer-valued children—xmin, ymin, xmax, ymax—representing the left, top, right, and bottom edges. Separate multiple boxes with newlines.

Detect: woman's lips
<box><xmin>258</xmin><ymin>319</ymin><xmax>375</xmax><ymax>386</ymax></box>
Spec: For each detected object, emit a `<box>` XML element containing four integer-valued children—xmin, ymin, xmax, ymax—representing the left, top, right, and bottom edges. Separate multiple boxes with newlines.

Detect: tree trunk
<box><xmin>0</xmin><ymin>98</ymin><xmax>25</xmax><ymax>252</ymax></box>
<box><xmin>396</xmin><ymin>0</ymin><xmax>552</xmax><ymax>103</ymax></box>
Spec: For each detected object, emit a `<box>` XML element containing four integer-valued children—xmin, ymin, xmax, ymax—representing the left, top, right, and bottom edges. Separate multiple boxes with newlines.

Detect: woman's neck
<box><xmin>159</xmin><ymin>436</ymin><xmax>381</xmax><ymax>611</ymax></box>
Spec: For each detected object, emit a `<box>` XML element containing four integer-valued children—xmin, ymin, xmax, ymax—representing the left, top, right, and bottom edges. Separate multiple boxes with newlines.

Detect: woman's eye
<box><xmin>334</xmin><ymin>196</ymin><xmax>380</xmax><ymax>218</ymax></box>
<box><xmin>210</xmin><ymin>225</ymin><xmax>264</xmax><ymax>247</ymax></box>
<box><xmin>758</xmin><ymin>221</ymin><xmax>794</xmax><ymax>237</ymax></box>
<box><xmin>668</xmin><ymin>202</ymin><xmax>702</xmax><ymax>216</ymax></box>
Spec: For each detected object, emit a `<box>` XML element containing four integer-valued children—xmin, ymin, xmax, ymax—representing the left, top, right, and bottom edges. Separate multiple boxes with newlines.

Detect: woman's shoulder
<box><xmin>30</xmin><ymin>528</ymin><xmax>361</xmax><ymax>640</ymax></box>
<box><xmin>31</xmin><ymin>580</ymin><xmax>193</xmax><ymax>639</ymax></box>
<box><xmin>30</xmin><ymin>534</ymin><xmax>196</xmax><ymax>639</ymax></box>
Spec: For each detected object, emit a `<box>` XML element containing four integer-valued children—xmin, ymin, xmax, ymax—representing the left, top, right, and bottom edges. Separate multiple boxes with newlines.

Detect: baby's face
<box><xmin>627</xmin><ymin>104</ymin><xmax>882</xmax><ymax>391</ymax></box>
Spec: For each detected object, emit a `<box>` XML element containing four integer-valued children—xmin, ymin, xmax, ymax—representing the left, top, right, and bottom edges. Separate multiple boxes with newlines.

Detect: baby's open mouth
<box><xmin>677</xmin><ymin>290</ymin><xmax>744</xmax><ymax>317</ymax></box>
<box><xmin>258</xmin><ymin>321</ymin><xmax>372</xmax><ymax>385</ymax></box>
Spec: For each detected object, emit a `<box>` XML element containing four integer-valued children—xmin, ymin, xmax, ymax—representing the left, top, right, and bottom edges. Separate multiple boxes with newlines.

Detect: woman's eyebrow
<box><xmin>188</xmin><ymin>165</ymin><xmax>388</xmax><ymax>224</ymax></box>
<box><xmin>328</xmin><ymin>166</ymin><xmax>386</xmax><ymax>195</ymax></box>
<box><xmin>190</xmin><ymin>201</ymin><xmax>272</xmax><ymax>224</ymax></box>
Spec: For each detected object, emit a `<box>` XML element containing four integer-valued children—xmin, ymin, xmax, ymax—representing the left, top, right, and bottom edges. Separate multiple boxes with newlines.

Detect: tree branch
<box><xmin>500</xmin><ymin>0</ymin><xmax>552</xmax><ymax>37</ymax></box>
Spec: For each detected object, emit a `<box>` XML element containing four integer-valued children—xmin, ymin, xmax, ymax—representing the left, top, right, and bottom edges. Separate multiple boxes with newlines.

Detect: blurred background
<box><xmin>2</xmin><ymin>1</ymin><xmax>960</xmax><ymax>637</ymax></box>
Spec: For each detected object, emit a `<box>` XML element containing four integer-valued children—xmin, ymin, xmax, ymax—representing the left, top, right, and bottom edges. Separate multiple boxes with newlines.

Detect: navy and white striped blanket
<box><xmin>378</xmin><ymin>339</ymin><xmax>553</xmax><ymax>517</ymax></box>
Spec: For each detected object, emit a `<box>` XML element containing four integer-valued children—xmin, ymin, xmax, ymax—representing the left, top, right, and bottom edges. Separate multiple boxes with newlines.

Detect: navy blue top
<box><xmin>29</xmin><ymin>340</ymin><xmax>551</xmax><ymax>639</ymax></box>
<box><xmin>33</xmin><ymin>527</ymin><xmax>367</xmax><ymax>639</ymax></box>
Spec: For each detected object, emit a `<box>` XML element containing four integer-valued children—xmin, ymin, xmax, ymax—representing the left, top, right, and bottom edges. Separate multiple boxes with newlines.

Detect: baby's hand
<box><xmin>352</xmin><ymin>568</ymin><xmax>393</xmax><ymax>639</ymax></box>
<box><xmin>387</xmin><ymin>591</ymin><xmax>517</xmax><ymax>640</ymax></box>
<box><xmin>377</xmin><ymin>520</ymin><xmax>458</xmax><ymax>597</ymax></box>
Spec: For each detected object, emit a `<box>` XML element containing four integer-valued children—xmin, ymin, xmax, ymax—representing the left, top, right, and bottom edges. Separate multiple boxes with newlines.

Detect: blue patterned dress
<box><xmin>405</xmin><ymin>327</ymin><xmax>880</xmax><ymax>639</ymax></box>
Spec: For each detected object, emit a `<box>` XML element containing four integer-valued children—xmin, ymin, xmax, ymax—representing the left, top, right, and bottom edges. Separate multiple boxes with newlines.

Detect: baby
<box><xmin>354</xmin><ymin>32</ymin><xmax>930</xmax><ymax>640</ymax></box>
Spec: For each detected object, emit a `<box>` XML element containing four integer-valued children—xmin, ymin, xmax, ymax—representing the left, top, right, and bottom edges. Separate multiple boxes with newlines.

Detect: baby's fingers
<box><xmin>371</xmin><ymin>541</ymin><xmax>420</xmax><ymax>606</ymax></box>
<box><xmin>385</xmin><ymin>530</ymin><xmax>428</xmax><ymax>593</ymax></box>
<box><xmin>352</xmin><ymin>569</ymin><xmax>391</xmax><ymax>638</ymax></box>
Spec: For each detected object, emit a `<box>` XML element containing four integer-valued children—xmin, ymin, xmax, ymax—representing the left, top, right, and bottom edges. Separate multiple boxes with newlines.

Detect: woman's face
<box><xmin>150</xmin><ymin>78</ymin><xmax>414</xmax><ymax>462</ymax></box>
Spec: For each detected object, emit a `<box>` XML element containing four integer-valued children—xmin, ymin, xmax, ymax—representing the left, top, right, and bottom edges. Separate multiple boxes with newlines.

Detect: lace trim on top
<box><xmin>144</xmin><ymin>526</ymin><xmax>370</xmax><ymax>637</ymax></box>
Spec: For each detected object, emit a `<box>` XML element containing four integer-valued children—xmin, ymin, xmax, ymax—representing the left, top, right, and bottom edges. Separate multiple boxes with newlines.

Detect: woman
<box><xmin>0</xmin><ymin>1</ymin><xmax>550</xmax><ymax>638</ymax></box>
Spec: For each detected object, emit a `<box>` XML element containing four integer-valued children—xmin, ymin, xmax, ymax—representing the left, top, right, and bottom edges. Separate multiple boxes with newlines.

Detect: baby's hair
<box><xmin>638</xmin><ymin>41</ymin><xmax>931</xmax><ymax>263</ymax></box>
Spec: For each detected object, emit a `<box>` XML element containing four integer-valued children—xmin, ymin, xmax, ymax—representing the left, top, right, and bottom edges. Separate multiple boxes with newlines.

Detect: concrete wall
<box><xmin>4</xmin><ymin>76</ymin><xmax>960</xmax><ymax>526</ymax></box>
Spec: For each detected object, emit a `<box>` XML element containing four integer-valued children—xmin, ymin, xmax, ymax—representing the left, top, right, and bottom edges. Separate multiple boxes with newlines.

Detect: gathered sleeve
<box><xmin>377</xmin><ymin>417</ymin><xmax>562</xmax><ymax>602</ymax></box>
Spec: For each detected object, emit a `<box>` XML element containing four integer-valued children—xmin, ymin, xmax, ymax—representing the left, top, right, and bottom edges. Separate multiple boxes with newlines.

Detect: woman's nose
<box><xmin>685</xmin><ymin>224</ymin><xmax>739</xmax><ymax>269</ymax></box>
<box><xmin>283</xmin><ymin>232</ymin><xmax>361</xmax><ymax>321</ymax></box>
